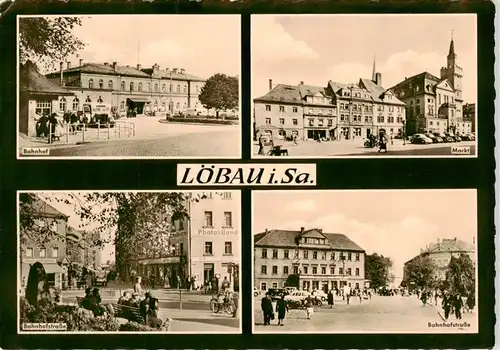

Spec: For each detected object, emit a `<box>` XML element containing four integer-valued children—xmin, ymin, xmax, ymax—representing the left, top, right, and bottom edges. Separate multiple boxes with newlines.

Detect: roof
<box><xmin>328</xmin><ymin>80</ymin><xmax>350</xmax><ymax>95</ymax></box>
<box><xmin>141</xmin><ymin>68</ymin><xmax>205</xmax><ymax>82</ymax></box>
<box><xmin>30</xmin><ymin>196</ymin><xmax>69</xmax><ymax>219</ymax></box>
<box><xmin>390</xmin><ymin>71</ymin><xmax>441</xmax><ymax>92</ymax></box>
<box><xmin>254</xmin><ymin>228</ymin><xmax>364</xmax><ymax>252</ymax></box>
<box><xmin>254</xmin><ymin>84</ymin><xmax>302</xmax><ymax>104</ymax></box>
<box><xmin>424</xmin><ymin>238</ymin><xmax>475</xmax><ymax>254</ymax></box>
<box><xmin>20</xmin><ymin>61</ymin><xmax>74</xmax><ymax>96</ymax></box>
<box><xmin>51</xmin><ymin>63</ymin><xmax>150</xmax><ymax>78</ymax></box>
<box><xmin>448</xmin><ymin>38</ymin><xmax>456</xmax><ymax>57</ymax></box>
<box><xmin>360</xmin><ymin>78</ymin><xmax>406</xmax><ymax>105</ymax></box>
<box><xmin>298</xmin><ymin>84</ymin><xmax>327</xmax><ymax>98</ymax></box>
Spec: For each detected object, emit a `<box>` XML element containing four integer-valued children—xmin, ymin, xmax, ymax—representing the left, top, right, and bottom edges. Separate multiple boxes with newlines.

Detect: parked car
<box><xmin>312</xmin><ymin>290</ymin><xmax>327</xmax><ymax>301</ymax></box>
<box><xmin>254</xmin><ymin>287</ymin><xmax>260</xmax><ymax>297</ymax></box>
<box><xmin>284</xmin><ymin>290</ymin><xmax>311</xmax><ymax>303</ymax></box>
<box><xmin>446</xmin><ymin>133</ymin><xmax>461</xmax><ymax>142</ymax></box>
<box><xmin>459</xmin><ymin>134</ymin><xmax>472</xmax><ymax>141</ymax></box>
<box><xmin>411</xmin><ymin>133</ymin><xmax>433</xmax><ymax>144</ymax></box>
<box><xmin>284</xmin><ymin>286</ymin><xmax>298</xmax><ymax>294</ymax></box>
<box><xmin>267</xmin><ymin>288</ymin><xmax>288</xmax><ymax>301</ymax></box>
<box><xmin>424</xmin><ymin>133</ymin><xmax>440</xmax><ymax>143</ymax></box>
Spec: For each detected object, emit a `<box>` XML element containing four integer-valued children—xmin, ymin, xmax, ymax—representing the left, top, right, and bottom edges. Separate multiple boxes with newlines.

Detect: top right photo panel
<box><xmin>251</xmin><ymin>14</ymin><xmax>477</xmax><ymax>158</ymax></box>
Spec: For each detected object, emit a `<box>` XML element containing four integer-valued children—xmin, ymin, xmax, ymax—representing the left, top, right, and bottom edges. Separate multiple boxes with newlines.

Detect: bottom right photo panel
<box><xmin>252</xmin><ymin>189</ymin><xmax>478</xmax><ymax>334</ymax></box>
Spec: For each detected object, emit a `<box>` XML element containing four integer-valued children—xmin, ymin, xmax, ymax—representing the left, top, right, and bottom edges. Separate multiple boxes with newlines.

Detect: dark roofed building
<box><xmin>44</xmin><ymin>59</ymin><xmax>207</xmax><ymax>119</ymax></box>
<box><xmin>19</xmin><ymin>60</ymin><xmax>75</xmax><ymax>136</ymax></box>
<box><xmin>254</xmin><ymin>227</ymin><xmax>366</xmax><ymax>292</ymax></box>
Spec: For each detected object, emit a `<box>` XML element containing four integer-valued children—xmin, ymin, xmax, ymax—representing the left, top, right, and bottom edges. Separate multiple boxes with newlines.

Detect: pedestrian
<box><xmin>453</xmin><ymin>294</ymin><xmax>463</xmax><ymax>320</ymax></box>
<box><xmin>276</xmin><ymin>295</ymin><xmax>288</xmax><ymax>326</ymax></box>
<box><xmin>261</xmin><ymin>293</ymin><xmax>274</xmax><ymax>325</ymax></box>
<box><xmin>327</xmin><ymin>289</ymin><xmax>334</xmax><ymax>308</ymax></box>
<box><xmin>134</xmin><ymin>276</ymin><xmax>143</xmax><ymax>296</ymax></box>
<box><xmin>139</xmin><ymin>292</ymin><xmax>151</xmax><ymax>324</ymax></box>
<box><xmin>258</xmin><ymin>134</ymin><xmax>265</xmax><ymax>155</ymax></box>
<box><xmin>442</xmin><ymin>292</ymin><xmax>452</xmax><ymax>320</ymax></box>
<box><xmin>305</xmin><ymin>295</ymin><xmax>314</xmax><ymax>320</ymax></box>
<box><xmin>358</xmin><ymin>289</ymin><xmax>363</xmax><ymax>303</ymax></box>
<box><xmin>434</xmin><ymin>290</ymin><xmax>439</xmax><ymax>306</ymax></box>
<box><xmin>293</xmin><ymin>133</ymin><xmax>298</xmax><ymax>145</ymax></box>
<box><xmin>221</xmin><ymin>276</ymin><xmax>230</xmax><ymax>291</ymax></box>
<box><xmin>420</xmin><ymin>290</ymin><xmax>428</xmax><ymax>306</ymax></box>
<box><xmin>466</xmin><ymin>293</ymin><xmax>475</xmax><ymax>313</ymax></box>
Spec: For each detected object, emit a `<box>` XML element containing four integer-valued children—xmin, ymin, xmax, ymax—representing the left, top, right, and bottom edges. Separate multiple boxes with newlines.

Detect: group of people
<box><xmin>260</xmin><ymin>293</ymin><xmax>289</xmax><ymax>326</ymax></box>
<box><xmin>417</xmin><ymin>289</ymin><xmax>475</xmax><ymax>320</ymax></box>
<box><xmin>80</xmin><ymin>287</ymin><xmax>112</xmax><ymax>317</ymax></box>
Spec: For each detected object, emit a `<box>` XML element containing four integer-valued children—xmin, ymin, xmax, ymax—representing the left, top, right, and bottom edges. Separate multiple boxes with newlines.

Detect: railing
<box><xmin>46</xmin><ymin>121</ymin><xmax>136</xmax><ymax>144</ymax></box>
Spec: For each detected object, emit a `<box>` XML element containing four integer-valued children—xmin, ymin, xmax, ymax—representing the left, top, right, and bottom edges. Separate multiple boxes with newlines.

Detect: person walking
<box><xmin>305</xmin><ymin>295</ymin><xmax>314</xmax><ymax>320</ymax></box>
<box><xmin>466</xmin><ymin>292</ymin><xmax>475</xmax><ymax>313</ymax></box>
<box><xmin>421</xmin><ymin>290</ymin><xmax>428</xmax><ymax>306</ymax></box>
<box><xmin>453</xmin><ymin>294</ymin><xmax>463</xmax><ymax>320</ymax></box>
<box><xmin>258</xmin><ymin>135</ymin><xmax>265</xmax><ymax>155</ymax></box>
<box><xmin>276</xmin><ymin>295</ymin><xmax>288</xmax><ymax>326</ymax></box>
<box><xmin>442</xmin><ymin>292</ymin><xmax>452</xmax><ymax>320</ymax></box>
<box><xmin>261</xmin><ymin>293</ymin><xmax>274</xmax><ymax>325</ymax></box>
<box><xmin>327</xmin><ymin>290</ymin><xmax>334</xmax><ymax>308</ymax></box>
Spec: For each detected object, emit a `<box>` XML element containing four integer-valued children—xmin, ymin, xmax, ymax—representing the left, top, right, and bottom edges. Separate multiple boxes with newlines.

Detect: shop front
<box><xmin>126</xmin><ymin>97</ymin><xmax>151</xmax><ymax>116</ymax></box>
<box><xmin>135</xmin><ymin>256</ymin><xmax>186</xmax><ymax>288</ymax></box>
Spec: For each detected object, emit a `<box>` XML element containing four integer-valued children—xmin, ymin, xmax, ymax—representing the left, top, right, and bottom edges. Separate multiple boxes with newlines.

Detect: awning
<box><xmin>127</xmin><ymin>97</ymin><xmax>150</xmax><ymax>103</ymax></box>
<box><xmin>42</xmin><ymin>263</ymin><xmax>65</xmax><ymax>274</ymax></box>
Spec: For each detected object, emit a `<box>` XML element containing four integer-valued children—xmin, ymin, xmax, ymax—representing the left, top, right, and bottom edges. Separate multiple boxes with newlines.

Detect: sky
<box><xmin>38</xmin><ymin>15</ymin><xmax>241</xmax><ymax>78</ymax></box>
<box><xmin>253</xmin><ymin>190</ymin><xmax>477</xmax><ymax>278</ymax></box>
<box><xmin>252</xmin><ymin>14</ymin><xmax>477</xmax><ymax>103</ymax></box>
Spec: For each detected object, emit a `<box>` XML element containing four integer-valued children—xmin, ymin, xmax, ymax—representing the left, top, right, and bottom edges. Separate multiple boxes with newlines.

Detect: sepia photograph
<box><xmin>252</xmin><ymin>190</ymin><xmax>478</xmax><ymax>333</ymax></box>
<box><xmin>252</xmin><ymin>14</ymin><xmax>477</xmax><ymax>158</ymax></box>
<box><xmin>18</xmin><ymin>191</ymin><xmax>241</xmax><ymax>333</ymax></box>
<box><xmin>17</xmin><ymin>15</ymin><xmax>241</xmax><ymax>159</ymax></box>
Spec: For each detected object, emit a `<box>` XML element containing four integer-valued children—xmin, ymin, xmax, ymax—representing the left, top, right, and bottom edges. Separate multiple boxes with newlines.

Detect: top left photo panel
<box><xmin>17</xmin><ymin>15</ymin><xmax>241</xmax><ymax>160</ymax></box>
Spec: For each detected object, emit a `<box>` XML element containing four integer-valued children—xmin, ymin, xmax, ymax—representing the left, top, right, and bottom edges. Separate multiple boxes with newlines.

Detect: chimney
<box><xmin>269</xmin><ymin>79</ymin><xmax>273</xmax><ymax>91</ymax></box>
<box><xmin>112</xmin><ymin>62</ymin><xmax>117</xmax><ymax>71</ymax></box>
<box><xmin>318</xmin><ymin>228</ymin><xmax>323</xmax><ymax>233</ymax></box>
<box><xmin>375</xmin><ymin>72</ymin><xmax>382</xmax><ymax>86</ymax></box>
<box><xmin>265</xmin><ymin>229</ymin><xmax>268</xmax><ymax>234</ymax></box>
<box><xmin>79</xmin><ymin>58</ymin><xmax>83</xmax><ymax>67</ymax></box>
<box><xmin>300</xmin><ymin>227</ymin><xmax>305</xmax><ymax>233</ymax></box>
<box><xmin>180</xmin><ymin>68</ymin><xmax>185</xmax><ymax>74</ymax></box>
<box><xmin>137</xmin><ymin>64</ymin><xmax>142</xmax><ymax>70</ymax></box>
<box><xmin>104</xmin><ymin>62</ymin><xmax>108</xmax><ymax>66</ymax></box>
<box><xmin>173</xmin><ymin>68</ymin><xmax>178</xmax><ymax>73</ymax></box>
<box><xmin>67</xmin><ymin>61</ymin><xmax>71</xmax><ymax>69</ymax></box>
<box><xmin>300</xmin><ymin>81</ymin><xmax>304</xmax><ymax>85</ymax></box>
<box><xmin>59</xmin><ymin>61</ymin><xmax>64</xmax><ymax>86</ymax></box>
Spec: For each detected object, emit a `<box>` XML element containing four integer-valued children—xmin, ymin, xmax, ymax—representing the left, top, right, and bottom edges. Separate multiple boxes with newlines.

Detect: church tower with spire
<box><xmin>440</xmin><ymin>32</ymin><xmax>463</xmax><ymax>101</ymax></box>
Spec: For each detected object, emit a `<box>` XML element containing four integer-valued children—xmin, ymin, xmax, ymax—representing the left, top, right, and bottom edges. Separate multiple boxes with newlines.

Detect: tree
<box><xmin>19</xmin><ymin>17</ymin><xmax>86</xmax><ymax>72</ymax></box>
<box><xmin>365</xmin><ymin>253</ymin><xmax>393</xmax><ymax>289</ymax></box>
<box><xmin>285</xmin><ymin>274</ymin><xmax>300</xmax><ymax>288</ymax></box>
<box><xmin>445</xmin><ymin>253</ymin><xmax>475</xmax><ymax>296</ymax></box>
<box><xmin>404</xmin><ymin>255</ymin><xmax>437</xmax><ymax>290</ymax></box>
<box><xmin>198</xmin><ymin>73</ymin><xmax>239</xmax><ymax>117</ymax></box>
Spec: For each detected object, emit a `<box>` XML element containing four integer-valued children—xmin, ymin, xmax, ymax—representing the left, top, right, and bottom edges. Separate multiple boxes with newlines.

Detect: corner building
<box><xmin>254</xmin><ymin>228</ymin><xmax>365</xmax><ymax>293</ymax></box>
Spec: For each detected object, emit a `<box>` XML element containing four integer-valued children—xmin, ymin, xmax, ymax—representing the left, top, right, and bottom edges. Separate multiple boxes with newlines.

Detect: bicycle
<box><xmin>209</xmin><ymin>293</ymin><xmax>236</xmax><ymax>314</ymax></box>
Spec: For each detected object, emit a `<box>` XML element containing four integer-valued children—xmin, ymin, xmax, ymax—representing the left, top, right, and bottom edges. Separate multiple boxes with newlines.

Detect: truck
<box><xmin>94</xmin><ymin>271</ymin><xmax>108</xmax><ymax>287</ymax></box>
<box><xmin>82</xmin><ymin>103</ymin><xmax>115</xmax><ymax>127</ymax></box>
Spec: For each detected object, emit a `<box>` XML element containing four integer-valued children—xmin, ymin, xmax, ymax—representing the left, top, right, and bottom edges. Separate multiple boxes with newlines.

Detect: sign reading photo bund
<box><xmin>177</xmin><ymin>164</ymin><xmax>317</xmax><ymax>186</ymax></box>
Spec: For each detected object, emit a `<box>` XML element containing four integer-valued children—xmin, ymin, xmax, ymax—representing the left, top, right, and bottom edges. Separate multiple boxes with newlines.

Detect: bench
<box><xmin>76</xmin><ymin>297</ymin><xmax>145</xmax><ymax>324</ymax></box>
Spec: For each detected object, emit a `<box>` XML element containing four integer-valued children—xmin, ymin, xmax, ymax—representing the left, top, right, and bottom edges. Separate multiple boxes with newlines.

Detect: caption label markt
<box><xmin>177</xmin><ymin>164</ymin><xmax>316</xmax><ymax>186</ymax></box>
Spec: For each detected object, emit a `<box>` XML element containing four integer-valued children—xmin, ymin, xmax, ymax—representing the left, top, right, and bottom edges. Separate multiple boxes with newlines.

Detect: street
<box><xmin>19</xmin><ymin>117</ymin><xmax>240</xmax><ymax>157</ymax></box>
<box><xmin>253</xmin><ymin>294</ymin><xmax>477</xmax><ymax>333</ymax></box>
<box><xmin>253</xmin><ymin>139</ymin><xmax>476</xmax><ymax>157</ymax></box>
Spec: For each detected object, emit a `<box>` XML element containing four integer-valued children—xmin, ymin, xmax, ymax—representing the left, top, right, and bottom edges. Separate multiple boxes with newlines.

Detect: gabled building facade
<box><xmin>254</xmin><ymin>227</ymin><xmax>365</xmax><ymax>293</ymax></box>
<box><xmin>391</xmin><ymin>37</ymin><xmax>472</xmax><ymax>136</ymax></box>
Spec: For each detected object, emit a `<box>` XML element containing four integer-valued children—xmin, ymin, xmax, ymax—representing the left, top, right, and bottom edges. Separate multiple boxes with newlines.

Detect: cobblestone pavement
<box><xmin>253</xmin><ymin>139</ymin><xmax>476</xmax><ymax>157</ymax></box>
<box><xmin>253</xmin><ymin>294</ymin><xmax>477</xmax><ymax>333</ymax></box>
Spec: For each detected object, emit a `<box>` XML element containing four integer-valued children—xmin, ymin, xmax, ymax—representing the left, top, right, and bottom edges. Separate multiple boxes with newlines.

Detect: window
<box><xmin>348</xmin><ymin>252</ymin><xmax>352</xmax><ymax>261</ymax></box>
<box><xmin>331</xmin><ymin>252</ymin><xmax>335</xmax><ymax>260</ymax></box>
<box><xmin>108</xmin><ymin>80</ymin><xmax>113</xmax><ymax>89</ymax></box>
<box><xmin>321</xmin><ymin>266</ymin><xmax>326</xmax><ymax>274</ymax></box>
<box><xmin>39</xmin><ymin>248</ymin><xmax>46</xmax><ymax>258</ymax></box>
<box><xmin>416</xmin><ymin>106</ymin><xmax>421</xmax><ymax>115</ymax></box>
<box><xmin>72</xmin><ymin>98</ymin><xmax>79</xmax><ymax>111</ymax></box>
<box><xmin>355</xmin><ymin>268</ymin><xmax>360</xmax><ymax>276</ymax></box>
<box><xmin>59</xmin><ymin>97</ymin><xmax>66</xmax><ymax>112</ymax></box>
<box><xmin>309</xmin><ymin>119</ymin><xmax>314</xmax><ymax>127</ymax></box>
<box><xmin>26</xmin><ymin>247</ymin><xmax>33</xmax><ymax>258</ymax></box>
<box><xmin>99</xmin><ymin>79</ymin><xmax>104</xmax><ymax>89</ymax></box>
<box><xmin>222</xmin><ymin>192</ymin><xmax>232</xmax><ymax>200</ymax></box>
<box><xmin>265</xmin><ymin>105</ymin><xmax>271</xmax><ymax>111</ymax></box>
<box><xmin>262</xmin><ymin>249</ymin><xmax>267</xmax><ymax>258</ymax></box>
<box><xmin>389</xmin><ymin>105</ymin><xmax>394</xmax><ymax>112</ymax></box>
<box><xmin>303</xmin><ymin>251</ymin><xmax>308</xmax><ymax>259</ymax></box>
<box><xmin>293</xmin><ymin>119</ymin><xmax>298</xmax><ymax>125</ymax></box>
<box><xmin>176</xmin><ymin>85</ymin><xmax>180</xmax><ymax>93</ymax></box>
<box><xmin>283</xmin><ymin>266</ymin><xmax>289</xmax><ymax>275</ymax></box>
<box><xmin>293</xmin><ymin>266</ymin><xmax>299</xmax><ymax>274</ymax></box>
<box><xmin>356</xmin><ymin>253</ymin><xmax>360</xmax><ymax>261</ymax></box>
<box><xmin>176</xmin><ymin>102</ymin><xmax>180</xmax><ymax>110</ymax></box>
<box><xmin>97</xmin><ymin>96</ymin><xmax>103</xmax><ymax>103</ymax></box>
<box><xmin>204</xmin><ymin>211</ymin><xmax>213</xmax><ymax>227</ymax></box>
<box><xmin>272</xmin><ymin>266</ymin><xmax>278</xmax><ymax>274</ymax></box>
<box><xmin>272</xmin><ymin>282</ymin><xmax>278</xmax><ymax>288</ymax></box>
<box><xmin>303</xmin><ymin>266</ymin><xmax>309</xmax><ymax>274</ymax></box>
<box><xmin>88</xmin><ymin>79</ymin><xmax>94</xmax><ymax>89</ymax></box>
<box><xmin>162</xmin><ymin>84</ymin><xmax>166</xmax><ymax>92</ymax></box>
<box><xmin>312</xmin><ymin>266</ymin><xmax>317</xmax><ymax>274</ymax></box>
<box><xmin>388</xmin><ymin>116</ymin><xmax>394</xmax><ymax>123</ymax></box>
<box><xmin>52</xmin><ymin>247</ymin><xmax>59</xmax><ymax>258</ymax></box>
<box><xmin>224</xmin><ymin>212</ymin><xmax>232</xmax><ymax>227</ymax></box>
<box><xmin>292</xmin><ymin>107</ymin><xmax>298</xmax><ymax>113</ymax></box>
<box><xmin>328</xmin><ymin>119</ymin><xmax>333</xmax><ymax>126</ymax></box>
<box><xmin>284</xmin><ymin>250</ymin><xmax>289</xmax><ymax>259</ymax></box>
<box><xmin>121</xmin><ymin>81</ymin><xmax>125</xmax><ymax>91</ymax></box>
<box><xmin>279</xmin><ymin>106</ymin><xmax>285</xmax><ymax>112</ymax></box>
<box><xmin>155</xmin><ymin>83</ymin><xmax>159</xmax><ymax>93</ymax></box>
<box><xmin>261</xmin><ymin>282</ymin><xmax>267</xmax><ymax>290</ymax></box>
<box><xmin>265</xmin><ymin>118</ymin><xmax>271</xmax><ymax>125</ymax></box>
<box><xmin>120</xmin><ymin>101</ymin><xmax>125</xmax><ymax>111</ymax></box>
<box><xmin>339</xmin><ymin>267</ymin><xmax>343</xmax><ymax>275</ymax></box>
<box><xmin>183</xmin><ymin>85</ymin><xmax>187</xmax><ymax>93</ymax></box>
<box><xmin>138</xmin><ymin>82</ymin><xmax>143</xmax><ymax>91</ymax></box>
<box><xmin>377</xmin><ymin>116</ymin><xmax>385</xmax><ymax>123</ymax></box>
<box><xmin>169</xmin><ymin>84</ymin><xmax>172</xmax><ymax>92</ymax></box>
<box><xmin>130</xmin><ymin>82</ymin><xmax>134</xmax><ymax>91</ymax></box>
<box><xmin>179</xmin><ymin>219</ymin><xmax>185</xmax><ymax>230</ymax></box>
<box><xmin>204</xmin><ymin>242</ymin><xmax>213</xmax><ymax>255</ymax></box>
<box><xmin>313</xmin><ymin>251</ymin><xmax>318</xmax><ymax>260</ymax></box>
<box><xmin>347</xmin><ymin>268</ymin><xmax>352</xmax><ymax>275</ymax></box>
<box><xmin>318</xmin><ymin>119</ymin><xmax>324</xmax><ymax>126</ymax></box>
<box><xmin>224</xmin><ymin>242</ymin><xmax>232</xmax><ymax>255</ymax></box>
<box><xmin>321</xmin><ymin>252</ymin><xmax>326</xmax><ymax>260</ymax></box>
<box><xmin>261</xmin><ymin>266</ymin><xmax>267</xmax><ymax>275</ymax></box>
<box><xmin>279</xmin><ymin>118</ymin><xmax>285</xmax><ymax>125</ymax></box>
<box><xmin>272</xmin><ymin>249</ymin><xmax>278</xmax><ymax>258</ymax></box>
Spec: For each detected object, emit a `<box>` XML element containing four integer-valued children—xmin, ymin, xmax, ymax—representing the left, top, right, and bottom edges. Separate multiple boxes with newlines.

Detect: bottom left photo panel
<box><xmin>17</xmin><ymin>190</ymin><xmax>241</xmax><ymax>334</ymax></box>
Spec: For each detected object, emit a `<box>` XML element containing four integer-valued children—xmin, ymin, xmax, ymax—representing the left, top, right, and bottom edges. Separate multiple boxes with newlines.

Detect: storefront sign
<box><xmin>197</xmin><ymin>228</ymin><xmax>237</xmax><ymax>236</ymax></box>
<box><xmin>139</xmin><ymin>257</ymin><xmax>181</xmax><ymax>265</ymax></box>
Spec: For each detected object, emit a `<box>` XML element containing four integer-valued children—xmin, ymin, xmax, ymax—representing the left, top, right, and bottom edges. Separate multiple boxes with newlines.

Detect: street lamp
<box><xmin>402</xmin><ymin>120</ymin><xmax>406</xmax><ymax>145</ymax></box>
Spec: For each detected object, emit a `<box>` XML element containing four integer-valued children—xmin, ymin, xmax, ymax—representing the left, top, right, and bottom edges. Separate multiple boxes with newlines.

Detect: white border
<box><xmin>17</xmin><ymin>190</ymin><xmax>243</xmax><ymax>334</ymax></box>
<box><xmin>251</xmin><ymin>189</ymin><xmax>479</xmax><ymax>334</ymax></box>
<box><xmin>250</xmin><ymin>14</ymin><xmax>479</xmax><ymax>160</ymax></box>
<box><xmin>16</xmin><ymin>14</ymin><xmax>242</xmax><ymax>160</ymax></box>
